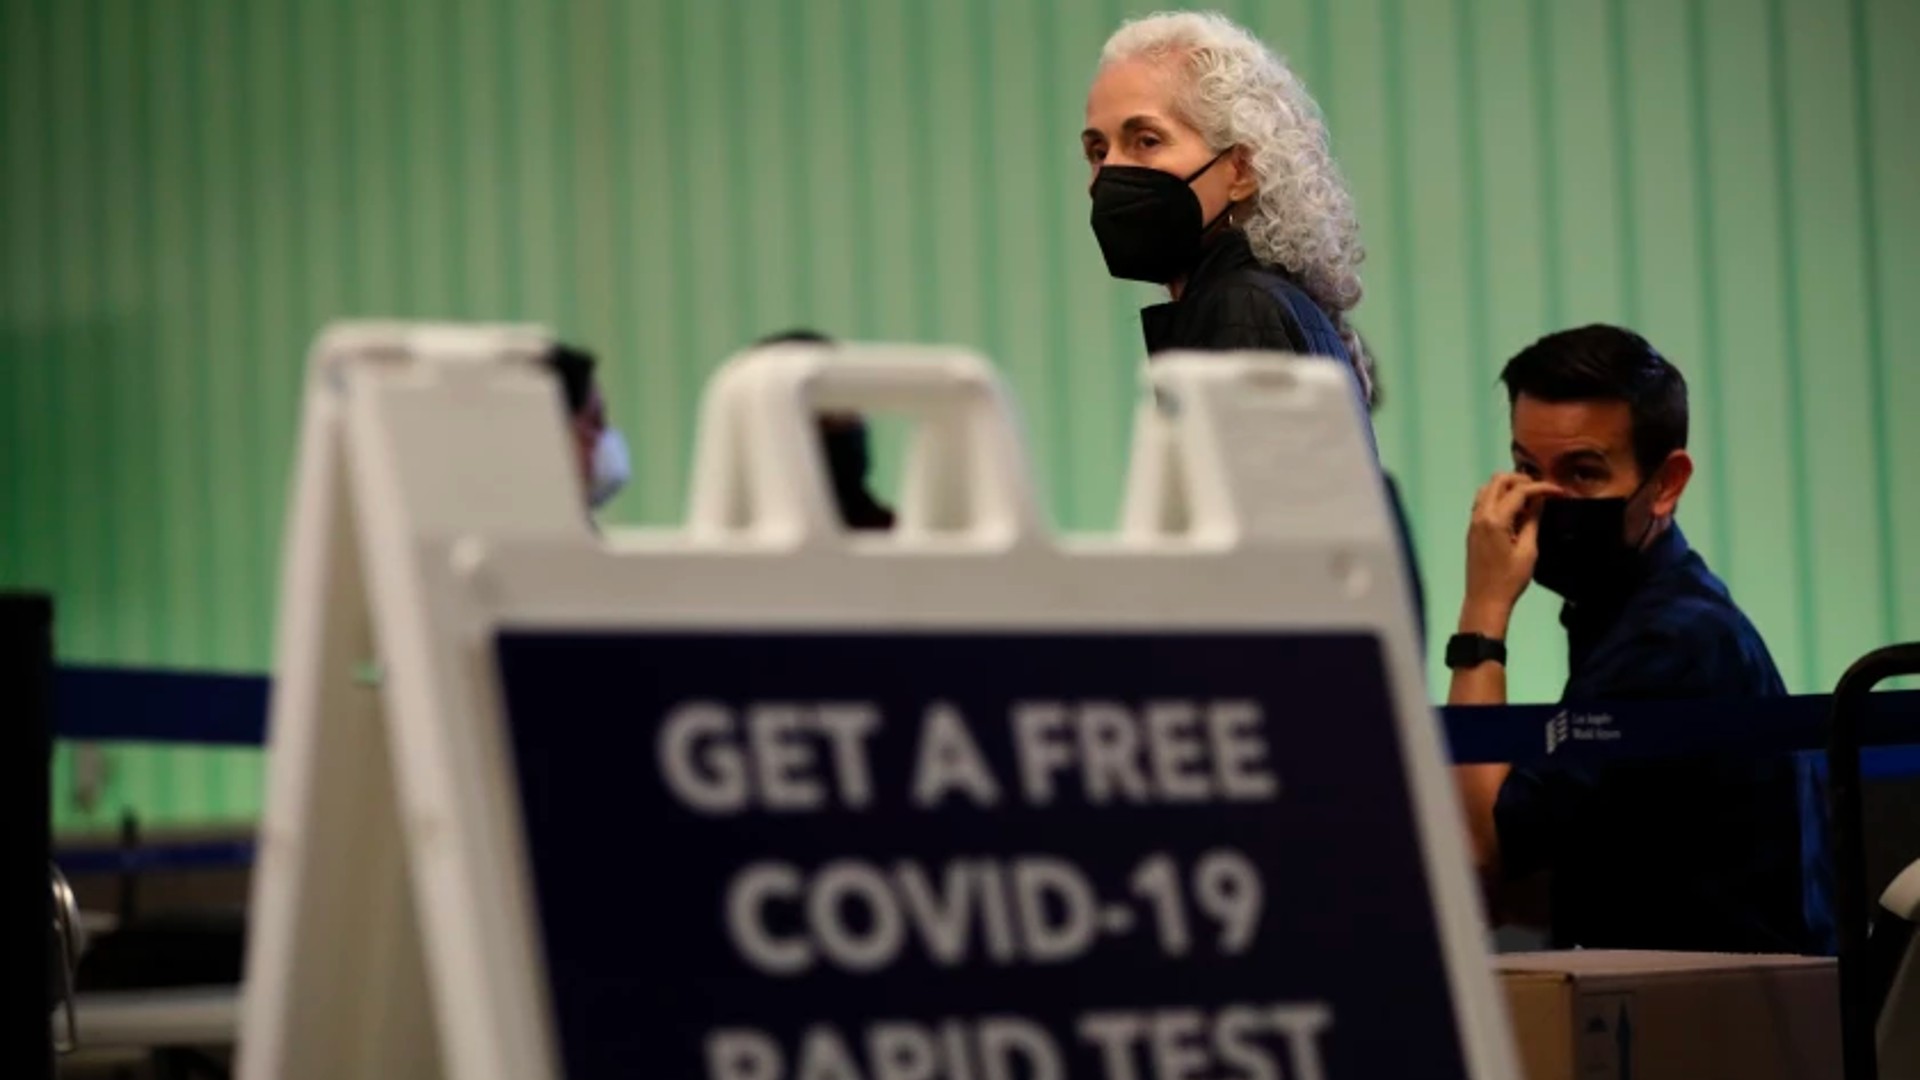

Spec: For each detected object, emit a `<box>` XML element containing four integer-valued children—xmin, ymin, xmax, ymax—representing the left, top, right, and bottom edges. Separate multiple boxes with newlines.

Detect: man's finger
<box><xmin>1471</xmin><ymin>477</ymin><xmax>1503</xmax><ymax>517</ymax></box>
<box><xmin>1473</xmin><ymin>472</ymin><xmax>1530</xmax><ymax>517</ymax></box>
<box><xmin>1515</xmin><ymin>508</ymin><xmax>1542</xmax><ymax>557</ymax></box>
<box><xmin>1491</xmin><ymin>480</ymin><xmax>1566</xmax><ymax>526</ymax></box>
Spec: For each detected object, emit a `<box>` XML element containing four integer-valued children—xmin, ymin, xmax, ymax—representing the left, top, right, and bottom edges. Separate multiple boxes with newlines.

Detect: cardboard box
<box><xmin>1496</xmin><ymin>951</ymin><xmax>1840</xmax><ymax>1080</ymax></box>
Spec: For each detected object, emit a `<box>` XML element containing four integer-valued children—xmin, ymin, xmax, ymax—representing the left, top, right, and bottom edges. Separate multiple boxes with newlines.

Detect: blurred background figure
<box><xmin>1358</xmin><ymin>337</ymin><xmax>1427</xmax><ymax>638</ymax></box>
<box><xmin>756</xmin><ymin>330</ymin><xmax>896</xmax><ymax>531</ymax></box>
<box><xmin>541</xmin><ymin>342</ymin><xmax>629</xmax><ymax>511</ymax></box>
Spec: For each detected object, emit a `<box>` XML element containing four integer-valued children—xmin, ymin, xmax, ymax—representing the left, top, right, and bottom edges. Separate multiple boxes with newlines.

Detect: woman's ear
<box><xmin>1227</xmin><ymin>145</ymin><xmax>1260</xmax><ymax>202</ymax></box>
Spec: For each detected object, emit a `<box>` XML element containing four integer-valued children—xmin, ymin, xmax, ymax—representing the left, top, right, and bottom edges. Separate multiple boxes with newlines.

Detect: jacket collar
<box><xmin>1140</xmin><ymin>230</ymin><xmax>1263</xmax><ymax>354</ymax></box>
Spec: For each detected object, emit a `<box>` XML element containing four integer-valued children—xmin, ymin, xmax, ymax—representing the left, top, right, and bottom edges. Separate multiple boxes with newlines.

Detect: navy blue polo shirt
<box><xmin>1494</xmin><ymin>525</ymin><xmax>1835</xmax><ymax>954</ymax></box>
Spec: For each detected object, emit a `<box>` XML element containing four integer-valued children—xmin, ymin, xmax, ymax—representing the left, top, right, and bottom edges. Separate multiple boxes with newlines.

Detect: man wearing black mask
<box><xmin>1449</xmin><ymin>325</ymin><xmax>1832</xmax><ymax>954</ymax></box>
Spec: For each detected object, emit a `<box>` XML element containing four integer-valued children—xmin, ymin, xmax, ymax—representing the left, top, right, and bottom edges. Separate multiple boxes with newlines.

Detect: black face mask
<box><xmin>1089</xmin><ymin>151</ymin><xmax>1232</xmax><ymax>284</ymax></box>
<box><xmin>1532</xmin><ymin>480</ymin><xmax>1659</xmax><ymax>604</ymax></box>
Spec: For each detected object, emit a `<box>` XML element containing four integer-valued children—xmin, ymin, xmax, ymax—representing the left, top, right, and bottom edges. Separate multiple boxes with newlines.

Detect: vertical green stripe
<box><xmin>35</xmin><ymin>0</ymin><xmax>71</xmax><ymax>640</ymax></box>
<box><xmin>552</xmin><ymin>2</ymin><xmax>581</xmax><ymax>333</ymax></box>
<box><xmin>1846</xmin><ymin>0</ymin><xmax>1899</xmax><ymax>646</ymax></box>
<box><xmin>625</xmin><ymin>2</ymin><xmax>676</xmax><ymax>520</ymax></box>
<box><xmin>184</xmin><ymin>0</ymin><xmax>220</xmax><ymax>676</ymax></box>
<box><xmin>844</xmin><ymin>0</ymin><xmax>874</xmax><ymax>338</ymax></box>
<box><xmin>150</xmin><ymin>0</ymin><xmax>185</xmax><ymax>653</ymax></box>
<box><xmin>200</xmin><ymin>2</ymin><xmax>241</xmax><ymax>670</ymax></box>
<box><xmin>904</xmin><ymin>1</ymin><xmax>937</xmax><ymax>343</ymax></box>
<box><xmin>208</xmin><ymin>1</ymin><xmax>256</xmax><ymax>820</ymax></box>
<box><xmin>151</xmin><ymin>0</ymin><xmax>202</xmax><ymax>819</ymax></box>
<box><xmin>214</xmin><ymin>15</ymin><xmax>250</xmax><ymax>807</ymax></box>
<box><xmin>14</xmin><ymin>1</ymin><xmax>48</xmax><ymax>591</ymax></box>
<box><xmin>1379</xmin><ymin>0</ymin><xmax>1424</xmax><ymax>521</ymax></box>
<box><xmin>128</xmin><ymin>1</ymin><xmax>162</xmax><ymax>667</ymax></box>
<box><xmin>785</xmin><ymin>1</ymin><xmax>818</xmax><ymax>324</ymax></box>
<box><xmin>51</xmin><ymin>2</ymin><xmax>88</xmax><ymax>654</ymax></box>
<box><xmin>1528</xmin><ymin>0</ymin><xmax>1564</xmax><ymax>326</ymax></box>
<box><xmin>348</xmin><ymin>0</ymin><xmax>385</xmax><ymax>314</ymax></box>
<box><xmin>1454</xmin><ymin>0</ymin><xmax>1497</xmax><ymax>476</ymax></box>
<box><xmin>1763</xmin><ymin>0</ymin><xmax>1818</xmax><ymax>688</ymax></box>
<box><xmin>1683</xmin><ymin>0</ymin><xmax>1735</xmax><ymax>577</ymax></box>
<box><xmin>182</xmin><ymin>0</ymin><xmax>222</xmax><ymax>816</ymax></box>
<box><xmin>136</xmin><ymin>0</ymin><xmax>176</xmax><ymax>812</ymax></box>
<box><xmin>238</xmin><ymin>0</ymin><xmax>275</xmax><ymax>687</ymax></box>
<box><xmin>491</xmin><ymin>0</ymin><xmax>524</xmax><ymax>318</ymax></box>
<box><xmin>264</xmin><ymin>0</ymin><xmax>311</xmax><ymax>734</ymax></box>
<box><xmin>1604</xmin><ymin>0</ymin><xmax>1641</xmax><ymax>325</ymax></box>
<box><xmin>1037</xmin><ymin>0</ymin><xmax>1075</xmax><ymax>527</ymax></box>
<box><xmin>0</xmin><ymin>0</ymin><xmax>15</xmax><ymax>586</ymax></box>
<box><xmin>661</xmin><ymin>0</ymin><xmax>695</xmax><ymax>502</ymax></box>
<box><xmin>608</xmin><ymin>0</ymin><xmax>645</xmax><ymax>514</ymax></box>
<box><xmin>403</xmin><ymin>1</ymin><xmax>445</xmax><ymax>314</ymax></box>
<box><xmin>332</xmin><ymin>3</ymin><xmax>361</xmax><ymax>319</ymax></box>
<box><xmin>723</xmin><ymin>2</ymin><xmax>757</xmax><ymax>340</ymax></box>
<box><xmin>1308</xmin><ymin>0</ymin><xmax>1336</xmax><ymax>121</ymax></box>
<box><xmin>440</xmin><ymin>0</ymin><xmax>471</xmax><ymax>315</ymax></box>
<box><xmin>1105</xmin><ymin>0</ymin><xmax>1138</xmax><ymax>431</ymax></box>
<box><xmin>73</xmin><ymin>2</ymin><xmax>110</xmax><ymax>660</ymax></box>
<box><xmin>81</xmin><ymin>0</ymin><xmax>120</xmax><ymax>658</ymax></box>
<box><xmin>277</xmin><ymin>2</ymin><xmax>312</xmax><ymax>418</ymax></box>
<box><xmin>970</xmin><ymin>3</ymin><xmax>1004</xmax><ymax>365</ymax></box>
<box><xmin>461</xmin><ymin>1</ymin><xmax>503</xmax><ymax>317</ymax></box>
<box><xmin>387</xmin><ymin>3</ymin><xmax>414</xmax><ymax>315</ymax></box>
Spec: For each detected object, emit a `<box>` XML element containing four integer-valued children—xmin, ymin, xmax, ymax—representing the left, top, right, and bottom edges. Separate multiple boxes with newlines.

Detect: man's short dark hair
<box><xmin>543</xmin><ymin>343</ymin><xmax>597</xmax><ymax>416</ymax></box>
<box><xmin>1499</xmin><ymin>324</ymin><xmax>1689</xmax><ymax>477</ymax></box>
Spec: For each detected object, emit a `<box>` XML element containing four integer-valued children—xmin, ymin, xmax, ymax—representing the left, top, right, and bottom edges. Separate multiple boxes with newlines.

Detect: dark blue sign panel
<box><xmin>496</xmin><ymin>631</ymin><xmax>1469</xmax><ymax>1080</ymax></box>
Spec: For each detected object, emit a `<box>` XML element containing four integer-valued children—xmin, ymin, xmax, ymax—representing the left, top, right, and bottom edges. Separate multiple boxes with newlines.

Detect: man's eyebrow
<box><xmin>1511</xmin><ymin>443</ymin><xmax>1610</xmax><ymax>466</ymax></box>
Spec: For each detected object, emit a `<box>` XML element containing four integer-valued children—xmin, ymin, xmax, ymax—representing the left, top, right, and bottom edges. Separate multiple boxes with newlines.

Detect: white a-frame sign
<box><xmin>239</xmin><ymin>323</ymin><xmax>1518</xmax><ymax>1080</ymax></box>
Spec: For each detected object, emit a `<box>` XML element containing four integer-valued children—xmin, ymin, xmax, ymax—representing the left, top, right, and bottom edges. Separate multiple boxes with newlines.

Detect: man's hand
<box><xmin>1451</xmin><ymin>473</ymin><xmax>1562</xmax><ymax>889</ymax></box>
<box><xmin>1461</xmin><ymin>473</ymin><xmax>1564</xmax><ymax>637</ymax></box>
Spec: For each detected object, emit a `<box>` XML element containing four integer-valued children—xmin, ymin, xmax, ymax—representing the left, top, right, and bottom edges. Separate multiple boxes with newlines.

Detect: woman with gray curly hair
<box><xmin>1085</xmin><ymin>11</ymin><xmax>1425</xmax><ymax>628</ymax></box>
<box><xmin>1083</xmin><ymin>10</ymin><xmax>1375</xmax><ymax>407</ymax></box>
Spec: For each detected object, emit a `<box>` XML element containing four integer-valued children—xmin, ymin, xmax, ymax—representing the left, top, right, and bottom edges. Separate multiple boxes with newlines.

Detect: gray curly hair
<box><xmin>1101</xmin><ymin>11</ymin><xmax>1373</xmax><ymax>400</ymax></box>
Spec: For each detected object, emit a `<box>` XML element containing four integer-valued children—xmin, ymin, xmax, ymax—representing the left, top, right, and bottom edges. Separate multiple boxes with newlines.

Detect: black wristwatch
<box><xmin>1445</xmin><ymin>632</ymin><xmax>1507</xmax><ymax>670</ymax></box>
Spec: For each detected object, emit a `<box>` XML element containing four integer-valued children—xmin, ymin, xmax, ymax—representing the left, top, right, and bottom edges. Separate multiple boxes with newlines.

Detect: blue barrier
<box><xmin>1444</xmin><ymin>692</ymin><xmax>1920</xmax><ymax>773</ymax></box>
<box><xmin>55</xmin><ymin>839</ymin><xmax>256</xmax><ymax>876</ymax></box>
<box><xmin>47</xmin><ymin>665</ymin><xmax>1920</xmax><ymax>877</ymax></box>
<box><xmin>53</xmin><ymin>663</ymin><xmax>1920</xmax><ymax>773</ymax></box>
<box><xmin>56</xmin><ymin>665</ymin><xmax>271</xmax><ymax>745</ymax></box>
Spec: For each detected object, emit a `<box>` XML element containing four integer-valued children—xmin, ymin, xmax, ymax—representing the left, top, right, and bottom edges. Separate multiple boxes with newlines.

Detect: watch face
<box><xmin>1446</xmin><ymin>634</ymin><xmax>1500</xmax><ymax>669</ymax></box>
<box><xmin>1445</xmin><ymin>637</ymin><xmax>1470</xmax><ymax>668</ymax></box>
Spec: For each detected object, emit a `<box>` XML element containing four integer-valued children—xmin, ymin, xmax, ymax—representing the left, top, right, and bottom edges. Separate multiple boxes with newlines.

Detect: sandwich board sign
<box><xmin>238</xmin><ymin>323</ymin><xmax>1518</xmax><ymax>1080</ymax></box>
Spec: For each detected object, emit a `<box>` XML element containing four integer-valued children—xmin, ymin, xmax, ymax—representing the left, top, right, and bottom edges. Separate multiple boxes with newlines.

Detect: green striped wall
<box><xmin>4</xmin><ymin>0</ymin><xmax>1917</xmax><ymax>830</ymax></box>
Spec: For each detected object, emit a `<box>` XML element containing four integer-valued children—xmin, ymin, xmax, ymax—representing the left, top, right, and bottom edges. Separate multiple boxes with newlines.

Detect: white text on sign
<box><xmin>706</xmin><ymin>1004</ymin><xmax>1334</xmax><ymax>1080</ymax></box>
<box><xmin>651</xmin><ymin>696</ymin><xmax>1308</xmax><ymax>1079</ymax></box>
<box><xmin>725</xmin><ymin>851</ymin><xmax>1263</xmax><ymax>974</ymax></box>
<box><xmin>657</xmin><ymin>699</ymin><xmax>1280</xmax><ymax>813</ymax></box>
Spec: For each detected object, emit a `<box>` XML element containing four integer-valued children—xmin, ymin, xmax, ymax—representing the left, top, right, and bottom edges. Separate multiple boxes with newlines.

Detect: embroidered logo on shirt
<box><xmin>1545</xmin><ymin>710</ymin><xmax>1620</xmax><ymax>755</ymax></box>
<box><xmin>1546</xmin><ymin>711</ymin><xmax>1571</xmax><ymax>754</ymax></box>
